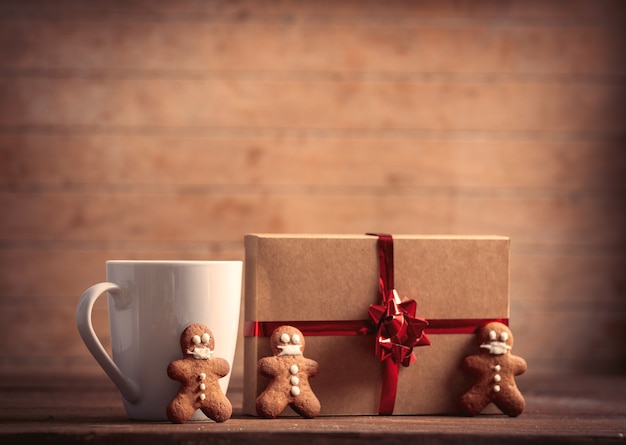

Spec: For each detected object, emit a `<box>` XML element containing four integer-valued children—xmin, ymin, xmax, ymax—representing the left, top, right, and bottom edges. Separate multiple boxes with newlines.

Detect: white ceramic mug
<box><xmin>76</xmin><ymin>260</ymin><xmax>242</xmax><ymax>421</ymax></box>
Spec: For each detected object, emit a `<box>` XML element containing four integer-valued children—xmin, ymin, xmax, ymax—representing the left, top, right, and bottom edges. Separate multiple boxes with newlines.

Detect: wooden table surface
<box><xmin>1</xmin><ymin>371</ymin><xmax>625</xmax><ymax>445</ymax></box>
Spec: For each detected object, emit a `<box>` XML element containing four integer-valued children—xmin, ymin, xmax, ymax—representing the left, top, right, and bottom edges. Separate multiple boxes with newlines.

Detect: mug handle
<box><xmin>76</xmin><ymin>282</ymin><xmax>140</xmax><ymax>402</ymax></box>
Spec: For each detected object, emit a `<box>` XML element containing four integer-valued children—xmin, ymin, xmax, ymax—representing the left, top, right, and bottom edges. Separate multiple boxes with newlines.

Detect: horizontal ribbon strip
<box><xmin>244</xmin><ymin>318</ymin><xmax>508</xmax><ymax>338</ymax></box>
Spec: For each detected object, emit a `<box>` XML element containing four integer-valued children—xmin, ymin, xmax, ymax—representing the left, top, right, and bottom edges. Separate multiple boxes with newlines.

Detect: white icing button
<box><xmin>199</xmin><ymin>393</ymin><xmax>206</xmax><ymax>401</ymax></box>
<box><xmin>493</xmin><ymin>374</ymin><xmax>501</xmax><ymax>383</ymax></box>
<box><xmin>290</xmin><ymin>375</ymin><xmax>300</xmax><ymax>386</ymax></box>
<box><xmin>289</xmin><ymin>364</ymin><xmax>299</xmax><ymax>375</ymax></box>
<box><xmin>199</xmin><ymin>373</ymin><xmax>206</xmax><ymax>380</ymax></box>
<box><xmin>200</xmin><ymin>383</ymin><xmax>206</xmax><ymax>391</ymax></box>
<box><xmin>493</xmin><ymin>385</ymin><xmax>501</xmax><ymax>393</ymax></box>
<box><xmin>290</xmin><ymin>386</ymin><xmax>301</xmax><ymax>397</ymax></box>
<box><xmin>494</xmin><ymin>365</ymin><xmax>501</xmax><ymax>372</ymax></box>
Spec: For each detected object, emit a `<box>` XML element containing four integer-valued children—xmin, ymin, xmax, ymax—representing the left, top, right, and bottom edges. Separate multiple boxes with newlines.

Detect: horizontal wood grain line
<box><xmin>512</xmin><ymin>299</ymin><xmax>626</xmax><ymax>313</ymax></box>
<box><xmin>1</xmin><ymin>7</ymin><xmax>624</xmax><ymax>26</ymax></box>
<box><xmin>2</xmin><ymin>69</ymin><xmax>624</xmax><ymax>85</ymax></box>
<box><xmin>3</xmin><ymin>18</ymin><xmax>623</xmax><ymax>76</ymax></box>
<box><xmin>2</xmin><ymin>125</ymin><xmax>624</xmax><ymax>143</ymax></box>
<box><xmin>1</xmin><ymin>192</ymin><xmax>624</xmax><ymax>246</ymax></box>
<box><xmin>0</xmin><ymin>239</ymin><xmax>243</xmax><ymax>252</ymax></box>
<box><xmin>1</xmin><ymin>0</ymin><xmax>624</xmax><ymax>19</ymax></box>
<box><xmin>0</xmin><ymin>239</ymin><xmax>624</xmax><ymax>256</ymax></box>
<box><xmin>0</xmin><ymin>355</ymin><xmax>99</xmax><ymax>368</ymax></box>
<box><xmin>1</xmin><ymin>184</ymin><xmax>624</xmax><ymax>199</ymax></box>
<box><xmin>1</xmin><ymin>133</ymin><xmax>625</xmax><ymax>190</ymax></box>
<box><xmin>511</xmin><ymin>243</ymin><xmax>626</xmax><ymax>256</ymax></box>
<box><xmin>2</xmin><ymin>78</ymin><xmax>623</xmax><ymax>132</ymax></box>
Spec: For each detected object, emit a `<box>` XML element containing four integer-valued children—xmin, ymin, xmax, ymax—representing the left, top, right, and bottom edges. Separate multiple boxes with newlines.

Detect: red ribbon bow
<box><xmin>367</xmin><ymin>233</ymin><xmax>430</xmax><ymax>415</ymax></box>
<box><xmin>368</xmin><ymin>289</ymin><xmax>430</xmax><ymax>367</ymax></box>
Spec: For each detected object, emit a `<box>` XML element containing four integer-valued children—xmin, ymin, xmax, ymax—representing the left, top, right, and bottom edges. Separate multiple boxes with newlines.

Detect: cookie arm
<box><xmin>305</xmin><ymin>358</ymin><xmax>319</xmax><ymax>377</ymax></box>
<box><xmin>257</xmin><ymin>357</ymin><xmax>279</xmax><ymax>377</ymax></box>
<box><xmin>512</xmin><ymin>355</ymin><xmax>528</xmax><ymax>376</ymax></box>
<box><xmin>167</xmin><ymin>360</ymin><xmax>185</xmax><ymax>381</ymax></box>
<box><xmin>213</xmin><ymin>357</ymin><xmax>231</xmax><ymax>378</ymax></box>
<box><xmin>461</xmin><ymin>355</ymin><xmax>482</xmax><ymax>376</ymax></box>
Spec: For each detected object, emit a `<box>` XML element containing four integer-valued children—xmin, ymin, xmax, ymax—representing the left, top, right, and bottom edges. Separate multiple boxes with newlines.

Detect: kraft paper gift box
<box><xmin>243</xmin><ymin>234</ymin><xmax>510</xmax><ymax>416</ymax></box>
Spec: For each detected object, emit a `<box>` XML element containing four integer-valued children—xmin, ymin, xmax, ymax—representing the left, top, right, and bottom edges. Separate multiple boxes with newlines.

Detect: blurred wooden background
<box><xmin>1</xmin><ymin>0</ymin><xmax>625</xmax><ymax>388</ymax></box>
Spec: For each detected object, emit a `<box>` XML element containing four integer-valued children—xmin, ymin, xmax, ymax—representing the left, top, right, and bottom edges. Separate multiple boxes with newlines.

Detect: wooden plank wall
<box><xmin>1</xmin><ymin>0</ymin><xmax>625</xmax><ymax>386</ymax></box>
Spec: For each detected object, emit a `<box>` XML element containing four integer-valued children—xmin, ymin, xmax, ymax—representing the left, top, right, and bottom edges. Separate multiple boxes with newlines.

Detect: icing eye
<box><xmin>192</xmin><ymin>335</ymin><xmax>201</xmax><ymax>344</ymax></box>
<box><xmin>280</xmin><ymin>333</ymin><xmax>290</xmax><ymax>343</ymax></box>
<box><xmin>291</xmin><ymin>334</ymin><xmax>301</xmax><ymax>345</ymax></box>
<box><xmin>500</xmin><ymin>332</ymin><xmax>509</xmax><ymax>342</ymax></box>
<box><xmin>489</xmin><ymin>330</ymin><xmax>497</xmax><ymax>341</ymax></box>
<box><xmin>201</xmin><ymin>333</ymin><xmax>210</xmax><ymax>344</ymax></box>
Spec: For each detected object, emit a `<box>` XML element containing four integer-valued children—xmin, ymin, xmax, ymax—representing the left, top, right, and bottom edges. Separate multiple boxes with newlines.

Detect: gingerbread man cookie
<box><xmin>459</xmin><ymin>321</ymin><xmax>527</xmax><ymax>417</ymax></box>
<box><xmin>166</xmin><ymin>323</ymin><xmax>232</xmax><ymax>423</ymax></box>
<box><xmin>256</xmin><ymin>325</ymin><xmax>321</xmax><ymax>418</ymax></box>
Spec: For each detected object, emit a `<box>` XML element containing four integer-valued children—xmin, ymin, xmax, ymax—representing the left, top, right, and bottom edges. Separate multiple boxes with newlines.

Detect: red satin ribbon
<box><xmin>366</xmin><ymin>233</ymin><xmax>431</xmax><ymax>415</ymax></box>
<box><xmin>244</xmin><ymin>318</ymin><xmax>508</xmax><ymax>338</ymax></box>
<box><xmin>244</xmin><ymin>320</ymin><xmax>375</xmax><ymax>337</ymax></box>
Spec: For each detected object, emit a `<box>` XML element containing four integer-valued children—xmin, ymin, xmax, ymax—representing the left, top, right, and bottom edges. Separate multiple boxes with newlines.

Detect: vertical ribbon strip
<box><xmin>367</xmin><ymin>233</ymin><xmax>431</xmax><ymax>415</ymax></box>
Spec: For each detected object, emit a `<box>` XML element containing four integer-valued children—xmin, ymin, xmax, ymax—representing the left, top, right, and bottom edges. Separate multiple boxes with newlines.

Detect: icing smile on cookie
<box><xmin>186</xmin><ymin>332</ymin><xmax>214</xmax><ymax>360</ymax></box>
<box><xmin>277</xmin><ymin>332</ymin><xmax>303</xmax><ymax>356</ymax></box>
<box><xmin>480</xmin><ymin>329</ymin><xmax>511</xmax><ymax>355</ymax></box>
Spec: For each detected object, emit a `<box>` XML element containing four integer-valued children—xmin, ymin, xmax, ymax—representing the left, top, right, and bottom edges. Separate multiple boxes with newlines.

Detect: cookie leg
<box><xmin>201</xmin><ymin>395</ymin><xmax>233</xmax><ymax>423</ymax></box>
<box><xmin>166</xmin><ymin>395</ymin><xmax>197</xmax><ymax>423</ymax></box>
<box><xmin>494</xmin><ymin>387</ymin><xmax>525</xmax><ymax>417</ymax></box>
<box><xmin>256</xmin><ymin>391</ymin><xmax>289</xmax><ymax>419</ymax></box>
<box><xmin>459</xmin><ymin>388</ymin><xmax>489</xmax><ymax>416</ymax></box>
<box><xmin>291</xmin><ymin>395</ymin><xmax>321</xmax><ymax>419</ymax></box>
